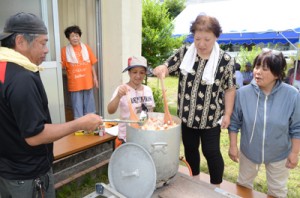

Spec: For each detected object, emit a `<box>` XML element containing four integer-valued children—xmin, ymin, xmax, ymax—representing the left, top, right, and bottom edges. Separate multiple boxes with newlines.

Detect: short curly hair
<box><xmin>64</xmin><ymin>25</ymin><xmax>82</xmax><ymax>39</ymax></box>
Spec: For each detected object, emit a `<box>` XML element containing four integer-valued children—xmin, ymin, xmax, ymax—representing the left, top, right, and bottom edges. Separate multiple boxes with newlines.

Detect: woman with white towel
<box><xmin>153</xmin><ymin>14</ymin><xmax>236</xmax><ymax>185</ymax></box>
<box><xmin>61</xmin><ymin>25</ymin><xmax>99</xmax><ymax>119</ymax></box>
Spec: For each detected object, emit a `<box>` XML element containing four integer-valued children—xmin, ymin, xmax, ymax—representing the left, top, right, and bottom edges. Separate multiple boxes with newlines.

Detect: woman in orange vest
<box><xmin>61</xmin><ymin>25</ymin><xmax>99</xmax><ymax>119</ymax></box>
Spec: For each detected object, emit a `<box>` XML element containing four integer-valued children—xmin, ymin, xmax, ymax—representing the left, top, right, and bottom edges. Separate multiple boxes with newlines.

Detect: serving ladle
<box><xmin>102</xmin><ymin>106</ymin><xmax>148</xmax><ymax>127</ymax></box>
<box><xmin>101</xmin><ymin>92</ymin><xmax>149</xmax><ymax>127</ymax></box>
<box><xmin>139</xmin><ymin>103</ymin><xmax>149</xmax><ymax>122</ymax></box>
<box><xmin>102</xmin><ymin>117</ymin><xmax>147</xmax><ymax>127</ymax></box>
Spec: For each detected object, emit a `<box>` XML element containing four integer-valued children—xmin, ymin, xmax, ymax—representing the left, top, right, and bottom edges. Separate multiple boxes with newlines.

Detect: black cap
<box><xmin>0</xmin><ymin>12</ymin><xmax>47</xmax><ymax>41</ymax></box>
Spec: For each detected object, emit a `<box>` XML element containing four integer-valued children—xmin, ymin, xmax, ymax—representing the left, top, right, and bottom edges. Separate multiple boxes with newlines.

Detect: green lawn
<box><xmin>147</xmin><ymin>76</ymin><xmax>300</xmax><ymax>198</ymax></box>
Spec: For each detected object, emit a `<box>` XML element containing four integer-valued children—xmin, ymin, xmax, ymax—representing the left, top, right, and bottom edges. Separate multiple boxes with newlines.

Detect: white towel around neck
<box><xmin>66</xmin><ymin>42</ymin><xmax>90</xmax><ymax>64</ymax></box>
<box><xmin>179</xmin><ymin>42</ymin><xmax>220</xmax><ymax>85</ymax></box>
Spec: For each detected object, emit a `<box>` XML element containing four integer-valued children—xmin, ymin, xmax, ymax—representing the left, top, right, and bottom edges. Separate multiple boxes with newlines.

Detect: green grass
<box><xmin>147</xmin><ymin>76</ymin><xmax>178</xmax><ymax>115</ymax></box>
<box><xmin>56</xmin><ymin>167</ymin><xmax>109</xmax><ymax>198</ymax></box>
<box><xmin>148</xmin><ymin>76</ymin><xmax>300</xmax><ymax>198</ymax></box>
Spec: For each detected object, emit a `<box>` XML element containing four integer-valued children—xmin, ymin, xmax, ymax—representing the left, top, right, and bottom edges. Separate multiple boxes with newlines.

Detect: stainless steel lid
<box><xmin>108</xmin><ymin>142</ymin><xmax>156</xmax><ymax>198</ymax></box>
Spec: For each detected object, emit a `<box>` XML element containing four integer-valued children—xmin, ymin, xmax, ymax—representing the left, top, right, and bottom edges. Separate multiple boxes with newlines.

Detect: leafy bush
<box><xmin>235</xmin><ymin>45</ymin><xmax>294</xmax><ymax>74</ymax></box>
<box><xmin>235</xmin><ymin>45</ymin><xmax>261</xmax><ymax>71</ymax></box>
<box><xmin>151</xmin><ymin>86</ymin><xmax>164</xmax><ymax>112</ymax></box>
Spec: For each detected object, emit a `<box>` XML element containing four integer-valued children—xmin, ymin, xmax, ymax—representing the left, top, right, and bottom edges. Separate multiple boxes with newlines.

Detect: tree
<box><xmin>163</xmin><ymin>0</ymin><xmax>186</xmax><ymax>20</ymax></box>
<box><xmin>142</xmin><ymin>0</ymin><xmax>185</xmax><ymax>69</ymax></box>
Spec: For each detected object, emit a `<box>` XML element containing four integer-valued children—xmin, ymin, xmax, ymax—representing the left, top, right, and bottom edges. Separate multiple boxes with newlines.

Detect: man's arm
<box><xmin>25</xmin><ymin>114</ymin><xmax>102</xmax><ymax>146</ymax></box>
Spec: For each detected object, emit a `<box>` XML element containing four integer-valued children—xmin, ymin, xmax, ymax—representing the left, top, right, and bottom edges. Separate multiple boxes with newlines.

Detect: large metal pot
<box><xmin>126</xmin><ymin>112</ymin><xmax>181</xmax><ymax>187</ymax></box>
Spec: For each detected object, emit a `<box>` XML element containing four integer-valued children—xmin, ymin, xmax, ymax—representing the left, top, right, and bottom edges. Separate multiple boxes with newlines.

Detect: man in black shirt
<box><xmin>0</xmin><ymin>12</ymin><xmax>102</xmax><ymax>197</ymax></box>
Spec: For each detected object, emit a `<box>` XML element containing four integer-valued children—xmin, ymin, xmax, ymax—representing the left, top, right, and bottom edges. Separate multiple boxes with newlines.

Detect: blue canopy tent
<box><xmin>173</xmin><ymin>0</ymin><xmax>300</xmax><ymax>46</ymax></box>
<box><xmin>183</xmin><ymin>28</ymin><xmax>300</xmax><ymax>45</ymax></box>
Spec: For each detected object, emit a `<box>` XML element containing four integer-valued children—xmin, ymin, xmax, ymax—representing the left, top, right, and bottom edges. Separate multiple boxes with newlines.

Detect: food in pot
<box><xmin>141</xmin><ymin>117</ymin><xmax>177</xmax><ymax>130</ymax></box>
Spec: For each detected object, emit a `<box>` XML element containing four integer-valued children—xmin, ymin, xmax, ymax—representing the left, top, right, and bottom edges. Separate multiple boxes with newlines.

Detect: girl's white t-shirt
<box><xmin>110</xmin><ymin>85</ymin><xmax>155</xmax><ymax>141</ymax></box>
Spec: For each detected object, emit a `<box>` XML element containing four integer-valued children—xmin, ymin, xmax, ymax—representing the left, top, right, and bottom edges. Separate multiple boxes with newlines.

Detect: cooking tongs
<box><xmin>102</xmin><ymin>119</ymin><xmax>145</xmax><ymax>126</ymax></box>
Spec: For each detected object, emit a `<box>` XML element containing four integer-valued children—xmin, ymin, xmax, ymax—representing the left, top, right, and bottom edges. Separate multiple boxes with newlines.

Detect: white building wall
<box><xmin>101</xmin><ymin>0</ymin><xmax>142</xmax><ymax>118</ymax></box>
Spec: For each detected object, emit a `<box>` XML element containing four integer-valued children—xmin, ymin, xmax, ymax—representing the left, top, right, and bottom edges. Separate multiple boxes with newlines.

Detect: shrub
<box><xmin>151</xmin><ymin>86</ymin><xmax>164</xmax><ymax>112</ymax></box>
